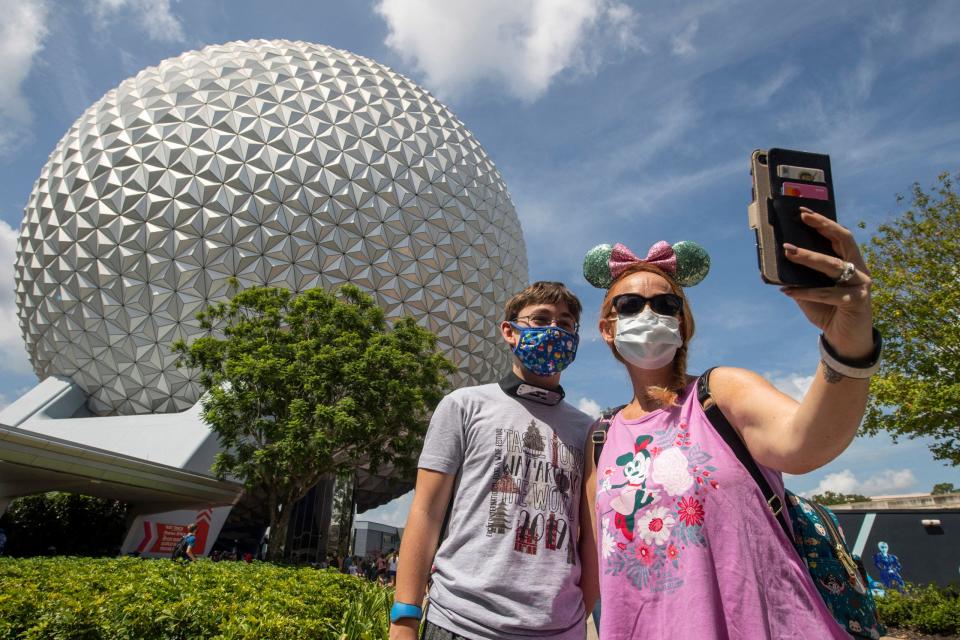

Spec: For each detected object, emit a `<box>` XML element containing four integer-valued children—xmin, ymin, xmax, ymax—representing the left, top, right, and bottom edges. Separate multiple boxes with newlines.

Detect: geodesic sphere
<box><xmin>15</xmin><ymin>40</ymin><xmax>528</xmax><ymax>415</ymax></box>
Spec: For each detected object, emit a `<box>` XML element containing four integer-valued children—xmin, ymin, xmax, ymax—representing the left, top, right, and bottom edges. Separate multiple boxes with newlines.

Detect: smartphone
<box><xmin>748</xmin><ymin>148</ymin><xmax>840</xmax><ymax>286</ymax></box>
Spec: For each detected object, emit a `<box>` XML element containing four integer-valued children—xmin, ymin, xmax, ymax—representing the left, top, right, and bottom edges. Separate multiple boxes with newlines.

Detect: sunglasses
<box><xmin>611</xmin><ymin>293</ymin><xmax>683</xmax><ymax>317</ymax></box>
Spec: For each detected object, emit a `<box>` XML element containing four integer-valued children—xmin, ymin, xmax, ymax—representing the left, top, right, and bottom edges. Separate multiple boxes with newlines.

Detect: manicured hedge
<box><xmin>0</xmin><ymin>557</ymin><xmax>391</xmax><ymax>639</ymax></box>
<box><xmin>876</xmin><ymin>583</ymin><xmax>960</xmax><ymax>636</ymax></box>
<box><xmin>20</xmin><ymin>556</ymin><xmax>960</xmax><ymax>637</ymax></box>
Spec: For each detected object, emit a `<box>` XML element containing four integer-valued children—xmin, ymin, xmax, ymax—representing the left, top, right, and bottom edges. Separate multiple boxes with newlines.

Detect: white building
<box><xmin>352</xmin><ymin>520</ymin><xmax>403</xmax><ymax>558</ymax></box>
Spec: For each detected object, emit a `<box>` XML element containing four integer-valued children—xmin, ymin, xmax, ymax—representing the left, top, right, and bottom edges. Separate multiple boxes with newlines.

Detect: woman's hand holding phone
<box><xmin>778</xmin><ymin>207</ymin><xmax>875</xmax><ymax>360</ymax></box>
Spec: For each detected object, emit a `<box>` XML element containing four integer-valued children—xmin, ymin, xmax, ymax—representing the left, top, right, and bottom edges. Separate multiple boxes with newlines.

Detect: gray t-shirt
<box><xmin>419</xmin><ymin>383</ymin><xmax>593</xmax><ymax>640</ymax></box>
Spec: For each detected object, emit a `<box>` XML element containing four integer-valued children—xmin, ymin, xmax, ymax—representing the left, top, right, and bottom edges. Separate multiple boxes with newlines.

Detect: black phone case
<box><xmin>765</xmin><ymin>148</ymin><xmax>839</xmax><ymax>287</ymax></box>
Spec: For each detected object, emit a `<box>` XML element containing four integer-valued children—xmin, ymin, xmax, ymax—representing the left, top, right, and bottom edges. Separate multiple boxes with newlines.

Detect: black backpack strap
<box><xmin>591</xmin><ymin>404</ymin><xmax>627</xmax><ymax>466</ymax></box>
<box><xmin>698</xmin><ymin>368</ymin><xmax>792</xmax><ymax>541</ymax></box>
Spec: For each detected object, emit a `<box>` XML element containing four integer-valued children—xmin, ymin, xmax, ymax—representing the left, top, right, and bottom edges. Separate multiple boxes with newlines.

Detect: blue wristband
<box><xmin>390</xmin><ymin>601</ymin><xmax>423</xmax><ymax>623</ymax></box>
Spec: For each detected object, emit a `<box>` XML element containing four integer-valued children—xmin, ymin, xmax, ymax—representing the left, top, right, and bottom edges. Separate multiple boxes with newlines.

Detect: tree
<box><xmin>174</xmin><ymin>284</ymin><xmax>454</xmax><ymax>561</ymax></box>
<box><xmin>931</xmin><ymin>482</ymin><xmax>956</xmax><ymax>495</ymax></box>
<box><xmin>811</xmin><ymin>491</ymin><xmax>869</xmax><ymax>506</ymax></box>
<box><xmin>861</xmin><ymin>171</ymin><xmax>960</xmax><ymax>465</ymax></box>
<box><xmin>0</xmin><ymin>492</ymin><xmax>128</xmax><ymax>557</ymax></box>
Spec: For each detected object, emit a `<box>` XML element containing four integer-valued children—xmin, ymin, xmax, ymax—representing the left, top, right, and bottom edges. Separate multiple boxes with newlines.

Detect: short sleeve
<box><xmin>418</xmin><ymin>392</ymin><xmax>466</xmax><ymax>474</ymax></box>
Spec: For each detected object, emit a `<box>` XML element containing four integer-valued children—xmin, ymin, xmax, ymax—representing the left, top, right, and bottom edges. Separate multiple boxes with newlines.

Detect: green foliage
<box><xmin>876</xmin><ymin>583</ymin><xmax>960</xmax><ymax>635</ymax></box>
<box><xmin>173</xmin><ymin>284</ymin><xmax>454</xmax><ymax>560</ymax></box>
<box><xmin>932</xmin><ymin>482</ymin><xmax>956</xmax><ymax>495</ymax></box>
<box><xmin>810</xmin><ymin>491</ymin><xmax>869</xmax><ymax>506</ymax></box>
<box><xmin>0</xmin><ymin>556</ymin><xmax>393</xmax><ymax>640</ymax></box>
<box><xmin>862</xmin><ymin>171</ymin><xmax>960</xmax><ymax>465</ymax></box>
<box><xmin>328</xmin><ymin>584</ymin><xmax>392</xmax><ymax>639</ymax></box>
<box><xmin>0</xmin><ymin>492</ymin><xmax>128</xmax><ymax>557</ymax></box>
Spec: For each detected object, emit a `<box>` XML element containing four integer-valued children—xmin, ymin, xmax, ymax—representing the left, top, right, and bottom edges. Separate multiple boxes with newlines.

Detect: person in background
<box><xmin>387</xmin><ymin>548</ymin><xmax>398</xmax><ymax>586</ymax></box>
<box><xmin>182</xmin><ymin>523</ymin><xmax>198</xmax><ymax>561</ymax></box>
<box><xmin>376</xmin><ymin>551</ymin><xmax>388</xmax><ymax>584</ymax></box>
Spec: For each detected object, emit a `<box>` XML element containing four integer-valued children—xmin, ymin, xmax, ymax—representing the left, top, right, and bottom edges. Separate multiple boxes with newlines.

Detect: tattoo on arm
<box><xmin>821</xmin><ymin>360</ymin><xmax>844</xmax><ymax>384</ymax></box>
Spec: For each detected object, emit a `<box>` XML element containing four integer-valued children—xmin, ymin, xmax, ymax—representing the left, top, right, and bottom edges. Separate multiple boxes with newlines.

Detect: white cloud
<box><xmin>375</xmin><ymin>0</ymin><xmax>640</xmax><ymax>101</ymax></box>
<box><xmin>0</xmin><ymin>219</ymin><xmax>32</xmax><ymax>375</ymax></box>
<box><xmin>805</xmin><ymin>468</ymin><xmax>918</xmax><ymax>498</ymax></box>
<box><xmin>736</xmin><ymin>64</ymin><xmax>798</xmax><ymax>107</ymax></box>
<box><xmin>604</xmin><ymin>2</ymin><xmax>643</xmax><ymax>52</ymax></box>
<box><xmin>670</xmin><ymin>19</ymin><xmax>698</xmax><ymax>56</ymax></box>
<box><xmin>766</xmin><ymin>372</ymin><xmax>814</xmax><ymax>402</ymax></box>
<box><xmin>86</xmin><ymin>0</ymin><xmax>185</xmax><ymax>43</ymax></box>
<box><xmin>359</xmin><ymin>490</ymin><xmax>413</xmax><ymax>528</ymax></box>
<box><xmin>0</xmin><ymin>0</ymin><xmax>48</xmax><ymax>155</ymax></box>
<box><xmin>604</xmin><ymin>158</ymin><xmax>741</xmax><ymax>215</ymax></box>
<box><xmin>907</xmin><ymin>4</ymin><xmax>960</xmax><ymax>56</ymax></box>
<box><xmin>577</xmin><ymin>397</ymin><xmax>601</xmax><ymax>419</ymax></box>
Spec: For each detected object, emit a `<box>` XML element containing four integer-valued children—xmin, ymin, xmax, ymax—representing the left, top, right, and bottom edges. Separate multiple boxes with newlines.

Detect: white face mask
<box><xmin>613</xmin><ymin>307</ymin><xmax>683</xmax><ymax>370</ymax></box>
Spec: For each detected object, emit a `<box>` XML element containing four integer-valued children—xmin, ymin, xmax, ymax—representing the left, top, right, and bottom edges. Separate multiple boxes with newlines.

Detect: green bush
<box><xmin>0</xmin><ymin>557</ymin><xmax>393</xmax><ymax>640</ymax></box>
<box><xmin>876</xmin><ymin>583</ymin><xmax>960</xmax><ymax>635</ymax></box>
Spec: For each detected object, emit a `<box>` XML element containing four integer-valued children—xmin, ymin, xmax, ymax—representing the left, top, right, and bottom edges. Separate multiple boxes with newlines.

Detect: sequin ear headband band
<box><xmin>583</xmin><ymin>240</ymin><xmax>710</xmax><ymax>289</ymax></box>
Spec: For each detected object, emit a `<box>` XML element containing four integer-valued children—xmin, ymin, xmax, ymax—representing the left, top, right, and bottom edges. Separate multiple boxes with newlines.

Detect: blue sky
<box><xmin>0</xmin><ymin>0</ymin><xmax>957</xmax><ymax>527</ymax></box>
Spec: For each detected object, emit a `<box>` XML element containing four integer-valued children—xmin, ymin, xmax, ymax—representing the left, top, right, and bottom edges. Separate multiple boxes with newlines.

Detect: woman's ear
<box><xmin>599</xmin><ymin>316</ymin><xmax>616</xmax><ymax>345</ymax></box>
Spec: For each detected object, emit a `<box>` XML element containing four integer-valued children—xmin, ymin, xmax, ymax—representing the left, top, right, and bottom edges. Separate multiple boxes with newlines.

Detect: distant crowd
<box><xmin>320</xmin><ymin>548</ymin><xmax>398</xmax><ymax>586</ymax></box>
<box><xmin>191</xmin><ymin>541</ymin><xmax>400</xmax><ymax>582</ymax></box>
<box><xmin>207</xmin><ymin>549</ymin><xmax>255</xmax><ymax>563</ymax></box>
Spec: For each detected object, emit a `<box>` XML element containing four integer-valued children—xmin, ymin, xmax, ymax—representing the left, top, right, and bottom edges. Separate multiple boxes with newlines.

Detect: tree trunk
<box><xmin>268</xmin><ymin>510</ymin><xmax>291</xmax><ymax>563</ymax></box>
<box><xmin>333</xmin><ymin>472</ymin><xmax>356</xmax><ymax>557</ymax></box>
<box><xmin>265</xmin><ymin>493</ymin><xmax>288</xmax><ymax>563</ymax></box>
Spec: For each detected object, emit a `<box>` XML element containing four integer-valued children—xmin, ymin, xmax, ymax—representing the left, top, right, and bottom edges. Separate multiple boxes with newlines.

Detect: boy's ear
<box><xmin>500</xmin><ymin>320</ymin><xmax>519</xmax><ymax>347</ymax></box>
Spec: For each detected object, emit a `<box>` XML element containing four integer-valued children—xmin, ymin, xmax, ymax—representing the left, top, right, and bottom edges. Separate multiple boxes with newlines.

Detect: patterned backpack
<box><xmin>591</xmin><ymin>370</ymin><xmax>884</xmax><ymax>639</ymax></box>
<box><xmin>787</xmin><ymin>493</ymin><xmax>884</xmax><ymax>639</ymax></box>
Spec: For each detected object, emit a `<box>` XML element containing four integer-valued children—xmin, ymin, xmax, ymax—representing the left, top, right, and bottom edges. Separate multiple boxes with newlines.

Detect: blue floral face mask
<box><xmin>510</xmin><ymin>324</ymin><xmax>579</xmax><ymax>376</ymax></box>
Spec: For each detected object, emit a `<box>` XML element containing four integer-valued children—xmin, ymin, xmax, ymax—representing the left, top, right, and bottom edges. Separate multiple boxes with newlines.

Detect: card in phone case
<box><xmin>782</xmin><ymin>181</ymin><xmax>829</xmax><ymax>200</ymax></box>
<box><xmin>777</xmin><ymin>164</ymin><xmax>826</xmax><ymax>183</ymax></box>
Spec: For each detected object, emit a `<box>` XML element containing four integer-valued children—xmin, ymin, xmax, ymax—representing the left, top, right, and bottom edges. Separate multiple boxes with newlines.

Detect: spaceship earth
<box><xmin>15</xmin><ymin>40</ymin><xmax>528</xmax><ymax>416</ymax></box>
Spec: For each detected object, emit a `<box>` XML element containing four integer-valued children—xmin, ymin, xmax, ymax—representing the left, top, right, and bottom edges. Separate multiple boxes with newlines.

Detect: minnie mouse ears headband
<box><xmin>583</xmin><ymin>240</ymin><xmax>711</xmax><ymax>289</ymax></box>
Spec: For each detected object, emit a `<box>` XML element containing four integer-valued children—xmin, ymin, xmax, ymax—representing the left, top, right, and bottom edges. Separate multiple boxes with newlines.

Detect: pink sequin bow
<box><xmin>608</xmin><ymin>241</ymin><xmax>677</xmax><ymax>280</ymax></box>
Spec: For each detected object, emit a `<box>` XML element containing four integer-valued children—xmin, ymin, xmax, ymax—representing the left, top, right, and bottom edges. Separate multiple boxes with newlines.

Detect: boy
<box><xmin>390</xmin><ymin>282</ymin><xmax>593</xmax><ymax>640</ymax></box>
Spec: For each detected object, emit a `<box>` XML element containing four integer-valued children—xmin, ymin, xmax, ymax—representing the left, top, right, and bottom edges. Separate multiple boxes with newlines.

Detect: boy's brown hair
<box><xmin>504</xmin><ymin>281</ymin><xmax>582</xmax><ymax>323</ymax></box>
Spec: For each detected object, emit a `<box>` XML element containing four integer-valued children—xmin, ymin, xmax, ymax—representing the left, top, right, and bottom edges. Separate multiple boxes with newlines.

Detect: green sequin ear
<box><xmin>583</xmin><ymin>244</ymin><xmax>614</xmax><ymax>289</ymax></box>
<box><xmin>672</xmin><ymin>241</ymin><xmax>710</xmax><ymax>287</ymax></box>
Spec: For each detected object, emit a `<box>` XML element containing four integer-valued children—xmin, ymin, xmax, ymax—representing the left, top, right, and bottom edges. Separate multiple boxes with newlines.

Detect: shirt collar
<box><xmin>498</xmin><ymin>371</ymin><xmax>565</xmax><ymax>406</ymax></box>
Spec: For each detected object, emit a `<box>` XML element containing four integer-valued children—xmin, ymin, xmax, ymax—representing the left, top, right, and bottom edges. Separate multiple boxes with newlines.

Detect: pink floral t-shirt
<box><xmin>595</xmin><ymin>379</ymin><xmax>850</xmax><ymax>639</ymax></box>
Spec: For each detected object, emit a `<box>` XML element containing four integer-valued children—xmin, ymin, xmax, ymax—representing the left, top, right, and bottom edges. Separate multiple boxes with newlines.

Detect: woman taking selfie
<box><xmin>579</xmin><ymin>206</ymin><xmax>881</xmax><ymax>639</ymax></box>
